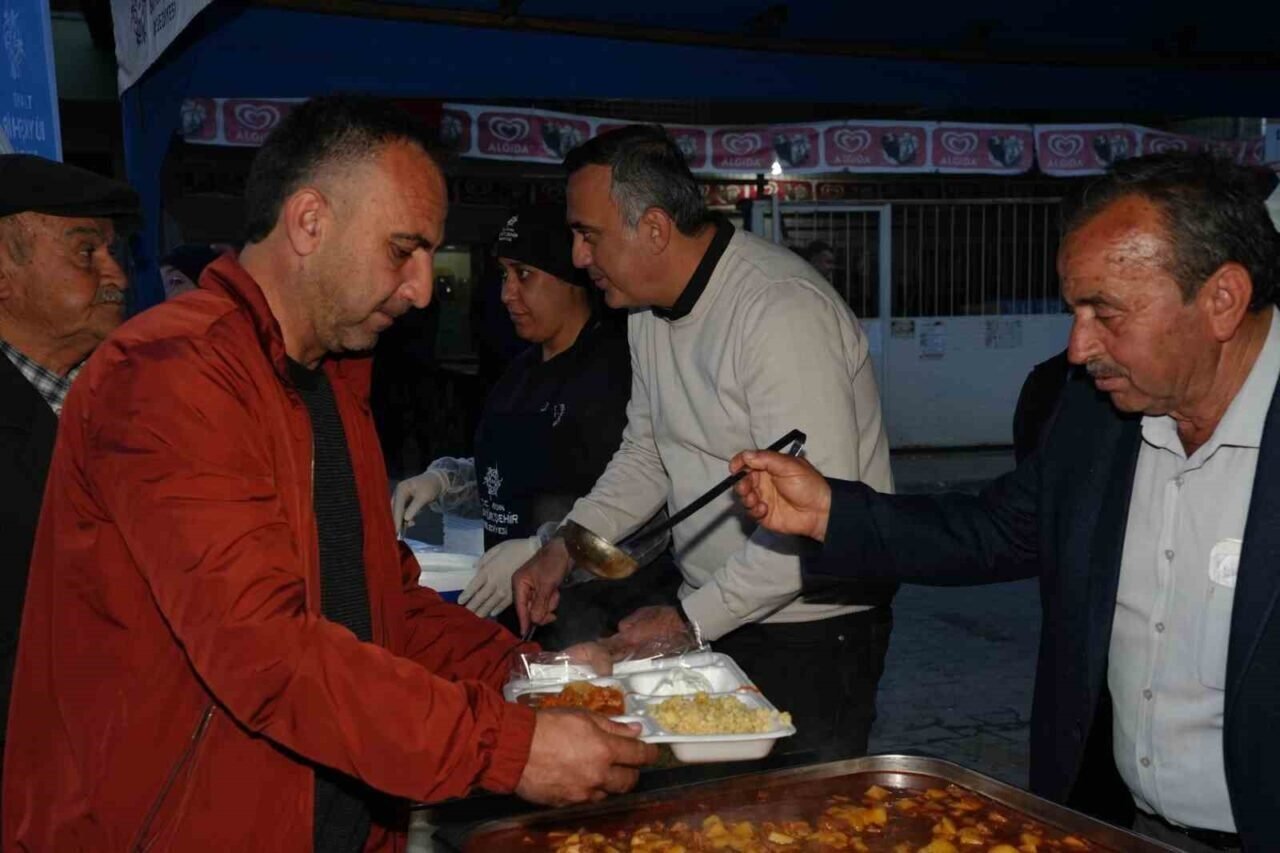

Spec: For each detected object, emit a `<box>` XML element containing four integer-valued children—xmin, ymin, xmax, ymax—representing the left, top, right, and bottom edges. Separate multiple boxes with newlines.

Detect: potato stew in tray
<box><xmin>465</xmin><ymin>755</ymin><xmax>1176</xmax><ymax>853</ymax></box>
<box><xmin>504</xmin><ymin>651</ymin><xmax>796</xmax><ymax>763</ymax></box>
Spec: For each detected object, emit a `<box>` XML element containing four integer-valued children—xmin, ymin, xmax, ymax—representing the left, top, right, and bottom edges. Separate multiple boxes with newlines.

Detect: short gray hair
<box><xmin>563</xmin><ymin>124</ymin><xmax>709</xmax><ymax>236</ymax></box>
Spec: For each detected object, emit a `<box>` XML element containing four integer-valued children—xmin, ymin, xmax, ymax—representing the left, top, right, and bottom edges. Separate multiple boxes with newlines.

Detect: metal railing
<box><xmin>774</xmin><ymin>206</ymin><xmax>885</xmax><ymax>318</ymax></box>
<box><xmin>891</xmin><ymin>199</ymin><xmax>1065</xmax><ymax>317</ymax></box>
<box><xmin>766</xmin><ymin>198</ymin><xmax>1066</xmax><ymax>319</ymax></box>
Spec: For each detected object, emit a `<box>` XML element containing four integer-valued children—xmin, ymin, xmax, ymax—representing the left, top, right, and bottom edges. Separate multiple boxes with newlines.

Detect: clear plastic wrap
<box><xmin>422</xmin><ymin>456</ymin><xmax>480</xmax><ymax>517</ymax></box>
<box><xmin>506</xmin><ymin>626</ymin><xmax>706</xmax><ymax>687</ymax></box>
<box><xmin>502</xmin><ymin>635</ymin><xmax>797</xmax><ymax>763</ymax></box>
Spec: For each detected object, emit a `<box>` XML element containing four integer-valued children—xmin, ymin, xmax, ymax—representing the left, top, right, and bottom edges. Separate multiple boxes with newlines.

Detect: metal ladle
<box><xmin>561</xmin><ymin>429</ymin><xmax>807</xmax><ymax>579</ymax></box>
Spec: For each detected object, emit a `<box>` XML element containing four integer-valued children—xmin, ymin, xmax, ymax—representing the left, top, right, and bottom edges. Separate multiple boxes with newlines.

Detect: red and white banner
<box><xmin>1141</xmin><ymin>130</ymin><xmax>1207</xmax><ymax>156</ymax></box>
<box><xmin>178</xmin><ymin>100</ymin><xmax>1275</xmax><ymax>177</ymax></box>
<box><xmin>822</xmin><ymin>122</ymin><xmax>931</xmax><ymax>173</ymax></box>
<box><xmin>931</xmin><ymin>123</ymin><xmax>1034</xmax><ymax>174</ymax></box>
<box><xmin>1034</xmin><ymin>125</ymin><xmax>1143</xmax><ymax>176</ymax></box>
<box><xmin>179</xmin><ymin>97</ymin><xmax>302</xmax><ymax>147</ymax></box>
<box><xmin>598</xmin><ymin>122</ymin><xmax>708</xmax><ymax>169</ymax></box>
<box><xmin>469</xmin><ymin>107</ymin><xmax>591</xmax><ymax>162</ymax></box>
<box><xmin>222</xmin><ymin>99</ymin><xmax>297</xmax><ymax>147</ymax></box>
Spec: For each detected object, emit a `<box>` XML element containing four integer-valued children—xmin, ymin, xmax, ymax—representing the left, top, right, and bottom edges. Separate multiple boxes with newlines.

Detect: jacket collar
<box><xmin>0</xmin><ymin>351</ymin><xmax>58</xmax><ymax>486</ymax></box>
<box><xmin>198</xmin><ymin>254</ymin><xmax>374</xmax><ymax>404</ymax></box>
<box><xmin>1228</xmin><ymin>360</ymin><xmax>1280</xmax><ymax>699</ymax></box>
<box><xmin>652</xmin><ymin>216</ymin><xmax>734</xmax><ymax>323</ymax></box>
<box><xmin>199</xmin><ymin>254</ymin><xmax>294</xmax><ymax>384</ymax></box>
<box><xmin>0</xmin><ymin>345</ymin><xmax>53</xmax><ymax>433</ymax></box>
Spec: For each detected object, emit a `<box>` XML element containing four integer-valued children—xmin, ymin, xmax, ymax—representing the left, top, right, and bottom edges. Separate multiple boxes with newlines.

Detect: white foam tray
<box><xmin>505</xmin><ymin>651</ymin><xmax>795</xmax><ymax>763</ymax></box>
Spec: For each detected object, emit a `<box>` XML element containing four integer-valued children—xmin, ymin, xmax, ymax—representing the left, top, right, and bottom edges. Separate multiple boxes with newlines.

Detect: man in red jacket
<box><xmin>3</xmin><ymin>96</ymin><xmax>654</xmax><ymax>852</ymax></box>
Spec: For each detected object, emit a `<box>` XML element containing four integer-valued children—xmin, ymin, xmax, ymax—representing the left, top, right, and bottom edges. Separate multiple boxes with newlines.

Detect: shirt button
<box><xmin>1164</xmin><ymin>549</ymin><xmax>1175</xmax><ymax>561</ymax></box>
<box><xmin>1143</xmin><ymin>689</ymin><xmax>1153</xmax><ymax>700</ymax></box>
<box><xmin>1174</xmin><ymin>476</ymin><xmax>1185</xmax><ymax>487</ymax></box>
<box><xmin>1155</xmin><ymin>622</ymin><xmax>1166</xmax><ymax>633</ymax></box>
<box><xmin>1140</xmin><ymin>757</ymin><xmax>1151</xmax><ymax>768</ymax></box>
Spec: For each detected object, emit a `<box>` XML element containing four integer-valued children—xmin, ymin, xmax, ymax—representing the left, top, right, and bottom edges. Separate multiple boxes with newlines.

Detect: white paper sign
<box><xmin>920</xmin><ymin>321</ymin><xmax>946</xmax><ymax>360</ymax></box>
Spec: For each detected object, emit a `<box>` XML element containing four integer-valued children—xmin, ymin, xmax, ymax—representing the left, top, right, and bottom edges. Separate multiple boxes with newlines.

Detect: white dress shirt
<box><xmin>1109</xmin><ymin>307</ymin><xmax>1280</xmax><ymax>832</ymax></box>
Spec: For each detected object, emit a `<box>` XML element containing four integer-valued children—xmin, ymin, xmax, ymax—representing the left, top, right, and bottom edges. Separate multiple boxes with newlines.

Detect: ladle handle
<box><xmin>618</xmin><ymin>428</ymin><xmax>806</xmax><ymax>548</ymax></box>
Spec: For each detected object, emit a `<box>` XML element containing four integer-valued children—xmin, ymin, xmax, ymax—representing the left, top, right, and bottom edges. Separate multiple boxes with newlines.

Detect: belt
<box><xmin>1144</xmin><ymin>810</ymin><xmax>1240</xmax><ymax>851</ymax></box>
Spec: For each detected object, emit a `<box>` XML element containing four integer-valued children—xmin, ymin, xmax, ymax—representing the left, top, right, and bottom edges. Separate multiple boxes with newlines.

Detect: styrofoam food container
<box><xmin>409</xmin><ymin>541</ymin><xmax>478</xmax><ymax>603</ymax></box>
<box><xmin>442</xmin><ymin>513</ymin><xmax>485</xmax><ymax>556</ymax></box>
<box><xmin>504</xmin><ymin>651</ymin><xmax>795</xmax><ymax>763</ymax></box>
<box><xmin>630</xmin><ymin>690</ymin><xmax>795</xmax><ymax>763</ymax></box>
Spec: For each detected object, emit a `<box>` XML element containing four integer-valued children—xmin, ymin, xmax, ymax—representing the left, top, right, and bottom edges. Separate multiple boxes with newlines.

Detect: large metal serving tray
<box><xmin>462</xmin><ymin>754</ymin><xmax>1177</xmax><ymax>851</ymax></box>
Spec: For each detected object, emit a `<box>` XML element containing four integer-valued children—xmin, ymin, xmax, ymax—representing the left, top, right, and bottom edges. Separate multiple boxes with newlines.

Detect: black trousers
<box><xmin>714</xmin><ymin>606</ymin><xmax>893</xmax><ymax>763</ymax></box>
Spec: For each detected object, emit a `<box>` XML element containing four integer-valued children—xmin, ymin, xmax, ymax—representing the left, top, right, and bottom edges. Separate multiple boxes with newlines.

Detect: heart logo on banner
<box><xmin>1047</xmin><ymin>134</ymin><xmax>1084</xmax><ymax>159</ymax></box>
<box><xmin>940</xmin><ymin>131</ymin><xmax>979</xmax><ymax>156</ymax></box>
<box><xmin>489</xmin><ymin>117</ymin><xmax>529</xmax><ymax>143</ymax></box>
<box><xmin>234</xmin><ymin>104</ymin><xmax>280</xmax><ymax>132</ymax></box>
<box><xmin>832</xmin><ymin>128</ymin><xmax>872</xmax><ymax>154</ymax></box>
<box><xmin>1148</xmin><ymin>136</ymin><xmax>1189</xmax><ymax>154</ymax></box>
<box><xmin>723</xmin><ymin>133</ymin><xmax>761</xmax><ymax>156</ymax></box>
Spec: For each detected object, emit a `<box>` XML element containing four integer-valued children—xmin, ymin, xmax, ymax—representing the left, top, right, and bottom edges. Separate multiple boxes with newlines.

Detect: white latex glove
<box><xmin>391</xmin><ymin>469</ymin><xmax>447</xmax><ymax>529</ymax></box>
<box><xmin>459</xmin><ymin>536</ymin><xmax>540</xmax><ymax>617</ymax></box>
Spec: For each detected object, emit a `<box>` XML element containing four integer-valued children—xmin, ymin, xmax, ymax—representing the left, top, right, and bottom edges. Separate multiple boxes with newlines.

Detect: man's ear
<box><xmin>280</xmin><ymin>188</ymin><xmax>328</xmax><ymax>257</ymax></box>
<box><xmin>0</xmin><ymin>218</ymin><xmax>31</xmax><ymax>299</ymax></box>
<box><xmin>1203</xmin><ymin>261</ymin><xmax>1253</xmax><ymax>343</ymax></box>
<box><xmin>640</xmin><ymin>207</ymin><xmax>673</xmax><ymax>255</ymax></box>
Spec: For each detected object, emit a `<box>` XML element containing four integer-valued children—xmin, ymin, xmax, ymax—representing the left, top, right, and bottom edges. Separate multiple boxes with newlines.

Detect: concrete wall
<box><xmin>866</xmin><ymin>314</ymin><xmax>1073</xmax><ymax>448</ymax></box>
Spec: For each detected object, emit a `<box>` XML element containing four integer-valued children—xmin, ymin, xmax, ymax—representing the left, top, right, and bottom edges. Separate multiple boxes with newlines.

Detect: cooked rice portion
<box><xmin>650</xmin><ymin>692</ymin><xmax>790</xmax><ymax>735</ymax></box>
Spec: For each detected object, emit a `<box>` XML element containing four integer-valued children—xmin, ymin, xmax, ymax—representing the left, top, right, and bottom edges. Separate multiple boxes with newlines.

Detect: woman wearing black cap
<box><xmin>392</xmin><ymin>205</ymin><xmax>661</xmax><ymax>638</ymax></box>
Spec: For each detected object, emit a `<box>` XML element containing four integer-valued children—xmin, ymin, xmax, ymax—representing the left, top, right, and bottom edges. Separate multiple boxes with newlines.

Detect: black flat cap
<box><xmin>0</xmin><ymin>154</ymin><xmax>140</xmax><ymax>222</ymax></box>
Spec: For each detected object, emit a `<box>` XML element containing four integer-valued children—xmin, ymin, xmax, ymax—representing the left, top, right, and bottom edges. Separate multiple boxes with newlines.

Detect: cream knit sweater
<box><xmin>567</xmin><ymin>228</ymin><xmax>893</xmax><ymax>641</ymax></box>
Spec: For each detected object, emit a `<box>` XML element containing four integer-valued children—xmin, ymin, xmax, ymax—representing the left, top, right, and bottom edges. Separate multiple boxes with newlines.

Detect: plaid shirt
<box><xmin>0</xmin><ymin>339</ymin><xmax>81</xmax><ymax>416</ymax></box>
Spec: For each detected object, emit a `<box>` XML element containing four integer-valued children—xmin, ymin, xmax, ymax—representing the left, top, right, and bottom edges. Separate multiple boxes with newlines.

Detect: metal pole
<box><xmin>877</xmin><ymin>204</ymin><xmax>893</xmax><ymax>421</ymax></box>
<box><xmin>770</xmin><ymin>188</ymin><xmax>782</xmax><ymax>245</ymax></box>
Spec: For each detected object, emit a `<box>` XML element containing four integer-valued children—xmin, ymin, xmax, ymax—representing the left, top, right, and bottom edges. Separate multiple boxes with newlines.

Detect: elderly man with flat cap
<box><xmin>0</xmin><ymin>153</ymin><xmax>138</xmax><ymax>767</ymax></box>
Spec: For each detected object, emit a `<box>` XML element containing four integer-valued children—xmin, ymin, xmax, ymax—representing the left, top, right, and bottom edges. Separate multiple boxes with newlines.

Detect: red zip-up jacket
<box><xmin>3</xmin><ymin>256</ymin><xmax>537</xmax><ymax>851</ymax></box>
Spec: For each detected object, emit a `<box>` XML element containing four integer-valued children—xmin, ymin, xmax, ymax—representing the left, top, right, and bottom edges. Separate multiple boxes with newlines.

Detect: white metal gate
<box><xmin>753</xmin><ymin>198</ymin><xmax>1072</xmax><ymax>448</ymax></box>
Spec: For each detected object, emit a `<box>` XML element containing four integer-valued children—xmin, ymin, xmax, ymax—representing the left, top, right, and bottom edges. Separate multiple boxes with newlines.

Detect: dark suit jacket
<box><xmin>811</xmin><ymin>370</ymin><xmax>1280</xmax><ymax>849</ymax></box>
<box><xmin>1012</xmin><ymin>350</ymin><xmax>1071</xmax><ymax>464</ymax></box>
<box><xmin>0</xmin><ymin>354</ymin><xmax>57</xmax><ymax>741</ymax></box>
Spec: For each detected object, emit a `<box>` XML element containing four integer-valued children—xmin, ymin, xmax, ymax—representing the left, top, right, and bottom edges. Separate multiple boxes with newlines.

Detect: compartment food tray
<box><xmin>505</xmin><ymin>651</ymin><xmax>796</xmax><ymax>763</ymax></box>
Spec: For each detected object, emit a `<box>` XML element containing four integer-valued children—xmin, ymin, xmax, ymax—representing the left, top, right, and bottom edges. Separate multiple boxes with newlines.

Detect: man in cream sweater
<box><xmin>513</xmin><ymin>125</ymin><xmax>894</xmax><ymax>760</ymax></box>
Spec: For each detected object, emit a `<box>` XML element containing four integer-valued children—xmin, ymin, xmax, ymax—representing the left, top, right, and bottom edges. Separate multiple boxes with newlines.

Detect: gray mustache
<box><xmin>1086</xmin><ymin>361</ymin><xmax>1123</xmax><ymax>380</ymax></box>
